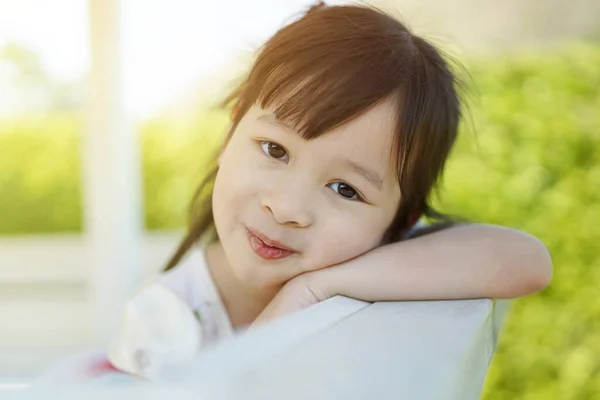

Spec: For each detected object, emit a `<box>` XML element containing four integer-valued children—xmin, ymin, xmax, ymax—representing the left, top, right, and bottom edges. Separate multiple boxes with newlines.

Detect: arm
<box><xmin>319</xmin><ymin>223</ymin><xmax>553</xmax><ymax>301</ymax></box>
<box><xmin>253</xmin><ymin>224</ymin><xmax>552</xmax><ymax>324</ymax></box>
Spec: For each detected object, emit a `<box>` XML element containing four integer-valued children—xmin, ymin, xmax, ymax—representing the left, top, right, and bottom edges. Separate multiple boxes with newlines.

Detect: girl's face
<box><xmin>212</xmin><ymin>100</ymin><xmax>401</xmax><ymax>288</ymax></box>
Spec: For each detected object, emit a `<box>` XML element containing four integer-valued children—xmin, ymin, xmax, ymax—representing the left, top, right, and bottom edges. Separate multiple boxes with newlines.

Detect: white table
<box><xmin>22</xmin><ymin>296</ymin><xmax>509</xmax><ymax>400</ymax></box>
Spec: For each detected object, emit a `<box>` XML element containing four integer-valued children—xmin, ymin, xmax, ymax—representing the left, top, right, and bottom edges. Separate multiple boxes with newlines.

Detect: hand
<box><xmin>251</xmin><ymin>270</ymin><xmax>333</xmax><ymax>327</ymax></box>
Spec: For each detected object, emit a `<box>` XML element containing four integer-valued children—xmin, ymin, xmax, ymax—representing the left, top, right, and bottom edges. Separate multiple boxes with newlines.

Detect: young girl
<box><xmin>107</xmin><ymin>2</ymin><xmax>552</xmax><ymax>380</ymax></box>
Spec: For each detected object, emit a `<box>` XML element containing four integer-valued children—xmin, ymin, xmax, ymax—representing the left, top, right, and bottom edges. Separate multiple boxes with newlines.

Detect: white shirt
<box><xmin>107</xmin><ymin>246</ymin><xmax>233</xmax><ymax>379</ymax></box>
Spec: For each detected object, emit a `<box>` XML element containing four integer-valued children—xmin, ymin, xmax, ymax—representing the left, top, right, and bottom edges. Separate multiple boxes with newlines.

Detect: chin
<box><xmin>233</xmin><ymin>260</ymin><xmax>286</xmax><ymax>288</ymax></box>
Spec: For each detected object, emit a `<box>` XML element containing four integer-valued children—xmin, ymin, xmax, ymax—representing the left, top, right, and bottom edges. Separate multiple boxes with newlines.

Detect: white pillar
<box><xmin>84</xmin><ymin>0</ymin><xmax>143</xmax><ymax>344</ymax></box>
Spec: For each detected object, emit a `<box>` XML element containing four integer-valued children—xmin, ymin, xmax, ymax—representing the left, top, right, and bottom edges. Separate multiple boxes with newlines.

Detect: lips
<box><xmin>246</xmin><ymin>228</ymin><xmax>297</xmax><ymax>260</ymax></box>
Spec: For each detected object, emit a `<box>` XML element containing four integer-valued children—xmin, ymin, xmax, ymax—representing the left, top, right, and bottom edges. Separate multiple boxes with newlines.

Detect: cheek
<box><xmin>212</xmin><ymin>167</ymin><xmax>244</xmax><ymax>235</ymax></box>
<box><xmin>213</xmin><ymin>153</ymin><xmax>274</xmax><ymax>243</ymax></box>
<box><xmin>213</xmin><ymin>170</ymin><xmax>249</xmax><ymax>227</ymax></box>
<box><xmin>213</xmin><ymin>144</ymin><xmax>256</xmax><ymax>210</ymax></box>
<box><xmin>306</xmin><ymin>212</ymin><xmax>386</xmax><ymax>270</ymax></box>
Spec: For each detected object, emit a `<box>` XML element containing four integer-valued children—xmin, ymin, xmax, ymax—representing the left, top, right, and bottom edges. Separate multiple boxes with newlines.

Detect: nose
<box><xmin>260</xmin><ymin>186</ymin><xmax>314</xmax><ymax>228</ymax></box>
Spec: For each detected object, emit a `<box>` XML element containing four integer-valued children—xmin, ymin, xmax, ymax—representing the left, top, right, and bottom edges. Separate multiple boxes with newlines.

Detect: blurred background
<box><xmin>0</xmin><ymin>0</ymin><xmax>598</xmax><ymax>397</ymax></box>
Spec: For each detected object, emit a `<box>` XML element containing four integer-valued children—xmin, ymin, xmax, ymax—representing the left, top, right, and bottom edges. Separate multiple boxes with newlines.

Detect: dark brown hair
<box><xmin>165</xmin><ymin>2</ymin><xmax>465</xmax><ymax>271</ymax></box>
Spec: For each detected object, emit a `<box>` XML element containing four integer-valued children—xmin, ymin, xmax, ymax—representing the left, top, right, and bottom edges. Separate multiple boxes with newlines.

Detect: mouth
<box><xmin>246</xmin><ymin>228</ymin><xmax>297</xmax><ymax>260</ymax></box>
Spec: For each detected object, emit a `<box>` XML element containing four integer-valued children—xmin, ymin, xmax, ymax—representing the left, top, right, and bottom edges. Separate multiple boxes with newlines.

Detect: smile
<box><xmin>246</xmin><ymin>228</ymin><xmax>297</xmax><ymax>260</ymax></box>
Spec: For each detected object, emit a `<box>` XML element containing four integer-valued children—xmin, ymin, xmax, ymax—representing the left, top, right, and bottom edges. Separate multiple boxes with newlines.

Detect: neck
<box><xmin>205</xmin><ymin>240</ymin><xmax>280</xmax><ymax>328</ymax></box>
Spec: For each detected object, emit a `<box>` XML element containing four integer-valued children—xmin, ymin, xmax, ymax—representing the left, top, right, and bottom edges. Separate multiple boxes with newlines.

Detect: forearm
<box><xmin>252</xmin><ymin>224</ymin><xmax>552</xmax><ymax>326</ymax></box>
<box><xmin>316</xmin><ymin>224</ymin><xmax>553</xmax><ymax>301</ymax></box>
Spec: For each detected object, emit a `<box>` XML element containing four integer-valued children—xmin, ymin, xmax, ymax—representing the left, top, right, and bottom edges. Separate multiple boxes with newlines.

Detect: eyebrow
<box><xmin>257</xmin><ymin>113</ymin><xmax>297</xmax><ymax>133</ymax></box>
<box><xmin>341</xmin><ymin>159</ymin><xmax>384</xmax><ymax>191</ymax></box>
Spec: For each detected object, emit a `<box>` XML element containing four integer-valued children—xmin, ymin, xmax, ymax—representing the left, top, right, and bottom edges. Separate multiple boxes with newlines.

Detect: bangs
<box><xmin>230</xmin><ymin>5</ymin><xmax>416</xmax><ymax>141</ymax></box>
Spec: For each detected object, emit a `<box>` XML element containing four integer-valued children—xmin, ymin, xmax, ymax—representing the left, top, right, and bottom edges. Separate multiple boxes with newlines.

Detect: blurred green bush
<box><xmin>0</xmin><ymin>109</ymin><xmax>227</xmax><ymax>234</ymax></box>
<box><xmin>0</xmin><ymin>42</ymin><xmax>598</xmax><ymax>399</ymax></box>
<box><xmin>441</xmin><ymin>43</ymin><xmax>599</xmax><ymax>400</ymax></box>
<box><xmin>0</xmin><ymin>114</ymin><xmax>83</xmax><ymax>234</ymax></box>
<box><xmin>139</xmin><ymin>109</ymin><xmax>227</xmax><ymax>230</ymax></box>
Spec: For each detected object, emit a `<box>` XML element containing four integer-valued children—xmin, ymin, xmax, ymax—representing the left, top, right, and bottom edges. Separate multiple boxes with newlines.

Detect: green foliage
<box><xmin>0</xmin><ymin>114</ymin><xmax>83</xmax><ymax>234</ymax></box>
<box><xmin>0</xmin><ymin>110</ymin><xmax>227</xmax><ymax>234</ymax></box>
<box><xmin>140</xmin><ymin>110</ymin><xmax>227</xmax><ymax>230</ymax></box>
<box><xmin>436</xmin><ymin>43</ymin><xmax>600</xmax><ymax>399</ymax></box>
<box><xmin>0</xmin><ymin>42</ymin><xmax>598</xmax><ymax>398</ymax></box>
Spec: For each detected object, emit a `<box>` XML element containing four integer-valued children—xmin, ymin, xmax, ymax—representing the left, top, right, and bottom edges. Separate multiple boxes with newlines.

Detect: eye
<box><xmin>259</xmin><ymin>141</ymin><xmax>289</xmax><ymax>162</ymax></box>
<box><xmin>329</xmin><ymin>182</ymin><xmax>363</xmax><ymax>201</ymax></box>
